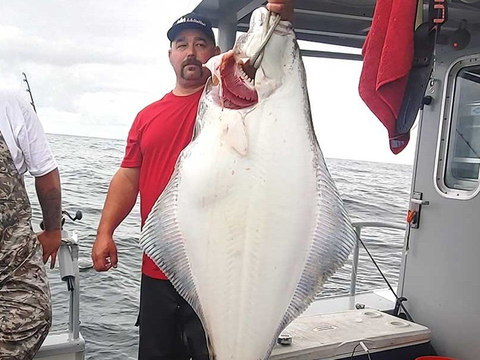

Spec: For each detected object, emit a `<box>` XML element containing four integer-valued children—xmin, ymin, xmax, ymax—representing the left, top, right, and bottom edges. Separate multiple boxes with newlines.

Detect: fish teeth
<box><xmin>240</xmin><ymin>72</ymin><xmax>250</xmax><ymax>82</ymax></box>
<box><xmin>238</xmin><ymin>63</ymin><xmax>254</xmax><ymax>83</ymax></box>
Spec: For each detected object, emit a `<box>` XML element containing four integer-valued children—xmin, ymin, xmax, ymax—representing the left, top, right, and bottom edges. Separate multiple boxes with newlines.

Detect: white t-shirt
<box><xmin>0</xmin><ymin>91</ymin><xmax>57</xmax><ymax>177</ymax></box>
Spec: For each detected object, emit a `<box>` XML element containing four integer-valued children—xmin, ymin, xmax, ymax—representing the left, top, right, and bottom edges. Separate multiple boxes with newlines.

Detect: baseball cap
<box><xmin>167</xmin><ymin>12</ymin><xmax>216</xmax><ymax>45</ymax></box>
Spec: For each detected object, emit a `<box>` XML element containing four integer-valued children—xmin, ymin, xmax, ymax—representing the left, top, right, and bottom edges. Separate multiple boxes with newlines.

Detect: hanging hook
<box><xmin>250</xmin><ymin>11</ymin><xmax>282</xmax><ymax>69</ymax></box>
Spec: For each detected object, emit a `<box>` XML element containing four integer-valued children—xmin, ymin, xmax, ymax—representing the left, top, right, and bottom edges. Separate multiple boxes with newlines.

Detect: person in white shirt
<box><xmin>0</xmin><ymin>91</ymin><xmax>62</xmax><ymax>359</ymax></box>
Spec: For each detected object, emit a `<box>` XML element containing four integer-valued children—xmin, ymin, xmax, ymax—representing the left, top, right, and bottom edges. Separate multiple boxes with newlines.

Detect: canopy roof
<box><xmin>193</xmin><ymin>0</ymin><xmax>480</xmax><ymax>50</ymax></box>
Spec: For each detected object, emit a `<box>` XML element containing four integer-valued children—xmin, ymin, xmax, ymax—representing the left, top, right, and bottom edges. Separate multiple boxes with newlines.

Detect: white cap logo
<box><xmin>175</xmin><ymin>17</ymin><xmax>206</xmax><ymax>27</ymax></box>
<box><xmin>176</xmin><ymin>17</ymin><xmax>187</xmax><ymax>24</ymax></box>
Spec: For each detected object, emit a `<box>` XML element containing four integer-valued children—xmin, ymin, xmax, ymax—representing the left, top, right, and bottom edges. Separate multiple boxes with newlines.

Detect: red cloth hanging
<box><xmin>359</xmin><ymin>0</ymin><xmax>417</xmax><ymax>154</ymax></box>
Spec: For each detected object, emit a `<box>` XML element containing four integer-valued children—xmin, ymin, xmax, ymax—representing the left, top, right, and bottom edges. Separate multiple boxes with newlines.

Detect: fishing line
<box><xmin>251</xmin><ymin>12</ymin><xmax>282</xmax><ymax>68</ymax></box>
<box><xmin>354</xmin><ymin>231</ymin><xmax>414</xmax><ymax>322</ymax></box>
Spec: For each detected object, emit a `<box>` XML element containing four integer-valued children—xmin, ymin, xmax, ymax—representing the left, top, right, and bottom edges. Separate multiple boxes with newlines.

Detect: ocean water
<box><xmin>24</xmin><ymin>133</ymin><xmax>412</xmax><ymax>360</ymax></box>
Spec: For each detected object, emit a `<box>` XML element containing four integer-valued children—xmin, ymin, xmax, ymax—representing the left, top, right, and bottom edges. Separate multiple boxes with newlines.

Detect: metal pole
<box><xmin>67</xmin><ymin>244</ymin><xmax>80</xmax><ymax>340</ymax></box>
<box><xmin>300</xmin><ymin>50</ymin><xmax>363</xmax><ymax>61</ymax></box>
<box><xmin>218</xmin><ymin>14</ymin><xmax>237</xmax><ymax>52</ymax></box>
<box><xmin>350</xmin><ymin>226</ymin><xmax>361</xmax><ymax>297</ymax></box>
<box><xmin>72</xmin><ymin>244</ymin><xmax>80</xmax><ymax>340</ymax></box>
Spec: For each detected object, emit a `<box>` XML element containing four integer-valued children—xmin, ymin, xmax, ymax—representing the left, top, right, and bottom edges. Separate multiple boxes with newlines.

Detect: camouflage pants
<box><xmin>0</xmin><ymin>129</ymin><xmax>52</xmax><ymax>359</ymax></box>
<box><xmin>0</xmin><ymin>237</ymin><xmax>52</xmax><ymax>360</ymax></box>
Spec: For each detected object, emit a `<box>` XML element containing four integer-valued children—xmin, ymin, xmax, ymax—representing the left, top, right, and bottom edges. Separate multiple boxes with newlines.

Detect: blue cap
<box><xmin>167</xmin><ymin>13</ymin><xmax>216</xmax><ymax>45</ymax></box>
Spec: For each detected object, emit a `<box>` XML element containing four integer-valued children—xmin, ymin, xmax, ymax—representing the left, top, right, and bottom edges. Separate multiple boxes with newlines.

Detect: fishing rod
<box><xmin>22</xmin><ymin>72</ymin><xmax>37</xmax><ymax>113</ymax></box>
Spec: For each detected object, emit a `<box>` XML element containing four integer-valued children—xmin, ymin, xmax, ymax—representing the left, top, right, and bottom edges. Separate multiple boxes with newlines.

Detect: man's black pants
<box><xmin>137</xmin><ymin>274</ymin><xmax>209</xmax><ymax>360</ymax></box>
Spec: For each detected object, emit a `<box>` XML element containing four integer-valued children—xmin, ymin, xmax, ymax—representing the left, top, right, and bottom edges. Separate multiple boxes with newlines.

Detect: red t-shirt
<box><xmin>121</xmin><ymin>89</ymin><xmax>203</xmax><ymax>279</ymax></box>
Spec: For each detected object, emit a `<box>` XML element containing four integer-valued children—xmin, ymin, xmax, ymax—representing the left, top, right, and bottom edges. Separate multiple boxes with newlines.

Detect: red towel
<box><xmin>359</xmin><ymin>0</ymin><xmax>417</xmax><ymax>154</ymax></box>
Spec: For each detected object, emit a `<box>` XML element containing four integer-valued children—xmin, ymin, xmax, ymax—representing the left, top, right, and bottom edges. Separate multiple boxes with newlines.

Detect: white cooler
<box><xmin>270</xmin><ymin>309</ymin><xmax>432</xmax><ymax>359</ymax></box>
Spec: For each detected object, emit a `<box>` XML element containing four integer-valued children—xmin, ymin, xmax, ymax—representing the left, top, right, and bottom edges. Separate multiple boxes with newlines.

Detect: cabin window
<box><xmin>438</xmin><ymin>61</ymin><xmax>480</xmax><ymax>198</ymax></box>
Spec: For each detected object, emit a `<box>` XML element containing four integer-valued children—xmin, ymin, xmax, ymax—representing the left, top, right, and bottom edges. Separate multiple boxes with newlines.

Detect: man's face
<box><xmin>169</xmin><ymin>29</ymin><xmax>218</xmax><ymax>85</ymax></box>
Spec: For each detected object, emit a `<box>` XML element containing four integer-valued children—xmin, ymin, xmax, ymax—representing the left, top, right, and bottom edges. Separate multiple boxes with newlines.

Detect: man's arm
<box><xmin>92</xmin><ymin>167</ymin><xmax>140</xmax><ymax>271</ymax></box>
<box><xmin>35</xmin><ymin>168</ymin><xmax>62</xmax><ymax>269</ymax></box>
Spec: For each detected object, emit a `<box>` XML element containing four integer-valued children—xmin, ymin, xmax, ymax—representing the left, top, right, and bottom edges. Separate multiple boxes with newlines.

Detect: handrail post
<box><xmin>70</xmin><ymin>243</ymin><xmax>80</xmax><ymax>340</ymax></box>
<box><xmin>59</xmin><ymin>231</ymin><xmax>81</xmax><ymax>341</ymax></box>
<box><xmin>350</xmin><ymin>226</ymin><xmax>361</xmax><ymax>297</ymax></box>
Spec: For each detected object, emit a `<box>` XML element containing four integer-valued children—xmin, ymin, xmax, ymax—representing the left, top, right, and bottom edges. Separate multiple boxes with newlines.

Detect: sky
<box><xmin>0</xmin><ymin>0</ymin><xmax>416</xmax><ymax>164</ymax></box>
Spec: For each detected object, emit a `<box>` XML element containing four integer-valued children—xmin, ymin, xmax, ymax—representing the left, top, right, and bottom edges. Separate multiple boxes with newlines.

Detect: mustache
<box><xmin>181</xmin><ymin>58</ymin><xmax>203</xmax><ymax>68</ymax></box>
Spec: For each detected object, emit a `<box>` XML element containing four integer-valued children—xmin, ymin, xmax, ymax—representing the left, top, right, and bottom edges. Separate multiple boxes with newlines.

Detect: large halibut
<box><xmin>140</xmin><ymin>7</ymin><xmax>356</xmax><ymax>360</ymax></box>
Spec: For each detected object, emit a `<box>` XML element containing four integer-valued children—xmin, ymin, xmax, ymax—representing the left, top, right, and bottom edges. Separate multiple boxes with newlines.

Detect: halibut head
<box><xmin>140</xmin><ymin>7</ymin><xmax>356</xmax><ymax>360</ymax></box>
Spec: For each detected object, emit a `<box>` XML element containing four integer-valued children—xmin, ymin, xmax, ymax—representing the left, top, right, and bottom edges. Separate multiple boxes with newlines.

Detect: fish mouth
<box><xmin>218</xmin><ymin>52</ymin><xmax>258</xmax><ymax>109</ymax></box>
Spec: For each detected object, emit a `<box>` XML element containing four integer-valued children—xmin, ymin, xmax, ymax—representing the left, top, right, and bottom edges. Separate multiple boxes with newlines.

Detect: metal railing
<box><xmin>349</xmin><ymin>221</ymin><xmax>406</xmax><ymax>297</ymax></box>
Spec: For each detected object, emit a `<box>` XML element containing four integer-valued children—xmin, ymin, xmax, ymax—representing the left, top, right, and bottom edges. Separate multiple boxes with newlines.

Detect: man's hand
<box><xmin>92</xmin><ymin>232</ymin><xmax>118</xmax><ymax>271</ymax></box>
<box><xmin>37</xmin><ymin>230</ymin><xmax>61</xmax><ymax>269</ymax></box>
<box><xmin>267</xmin><ymin>0</ymin><xmax>294</xmax><ymax>21</ymax></box>
<box><xmin>91</xmin><ymin>167</ymin><xmax>139</xmax><ymax>271</ymax></box>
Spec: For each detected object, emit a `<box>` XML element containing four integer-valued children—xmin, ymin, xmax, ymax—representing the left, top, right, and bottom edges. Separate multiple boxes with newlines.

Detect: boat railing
<box><xmin>349</xmin><ymin>221</ymin><xmax>406</xmax><ymax>297</ymax></box>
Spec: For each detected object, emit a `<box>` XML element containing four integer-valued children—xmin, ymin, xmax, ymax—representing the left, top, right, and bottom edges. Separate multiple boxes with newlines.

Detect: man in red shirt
<box><xmin>92</xmin><ymin>2</ymin><xmax>293</xmax><ymax>359</ymax></box>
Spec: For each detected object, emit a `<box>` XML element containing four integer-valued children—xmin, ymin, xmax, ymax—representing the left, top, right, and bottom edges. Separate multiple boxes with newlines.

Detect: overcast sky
<box><xmin>0</xmin><ymin>0</ymin><xmax>416</xmax><ymax>164</ymax></box>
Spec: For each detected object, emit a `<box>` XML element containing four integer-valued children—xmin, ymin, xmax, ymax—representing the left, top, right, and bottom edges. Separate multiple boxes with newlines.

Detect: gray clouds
<box><xmin>0</xmin><ymin>0</ymin><xmax>200</xmax><ymax>138</ymax></box>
